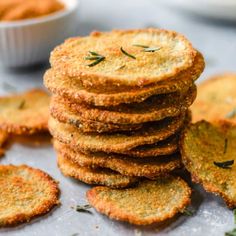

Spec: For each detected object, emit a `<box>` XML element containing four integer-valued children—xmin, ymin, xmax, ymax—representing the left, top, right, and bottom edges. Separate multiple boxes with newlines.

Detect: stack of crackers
<box><xmin>44</xmin><ymin>29</ymin><xmax>204</xmax><ymax>189</ymax></box>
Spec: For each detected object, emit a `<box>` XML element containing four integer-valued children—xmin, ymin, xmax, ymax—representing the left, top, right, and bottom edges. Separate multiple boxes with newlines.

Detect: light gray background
<box><xmin>0</xmin><ymin>0</ymin><xmax>236</xmax><ymax>235</ymax></box>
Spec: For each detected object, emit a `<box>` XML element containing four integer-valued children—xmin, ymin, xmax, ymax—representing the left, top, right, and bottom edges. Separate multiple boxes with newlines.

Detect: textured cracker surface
<box><xmin>191</xmin><ymin>74</ymin><xmax>236</xmax><ymax>124</ymax></box>
<box><xmin>0</xmin><ymin>165</ymin><xmax>59</xmax><ymax>227</ymax></box>
<box><xmin>87</xmin><ymin>177</ymin><xmax>191</xmax><ymax>225</ymax></box>
<box><xmin>44</xmin><ymin>51</ymin><xmax>204</xmax><ymax>106</ymax></box>
<box><xmin>54</xmin><ymin>85</ymin><xmax>196</xmax><ymax>125</ymax></box>
<box><xmin>0</xmin><ymin>131</ymin><xmax>8</xmax><ymax>157</ymax></box>
<box><xmin>48</xmin><ymin>113</ymin><xmax>186</xmax><ymax>153</ymax></box>
<box><xmin>50</xmin><ymin>29</ymin><xmax>197</xmax><ymax>87</ymax></box>
<box><xmin>181</xmin><ymin>121</ymin><xmax>236</xmax><ymax>208</ymax></box>
<box><xmin>54</xmin><ymin>140</ymin><xmax>182</xmax><ymax>178</ymax></box>
<box><xmin>57</xmin><ymin>155</ymin><xmax>137</xmax><ymax>188</ymax></box>
<box><xmin>0</xmin><ymin>89</ymin><xmax>50</xmax><ymax>135</ymax></box>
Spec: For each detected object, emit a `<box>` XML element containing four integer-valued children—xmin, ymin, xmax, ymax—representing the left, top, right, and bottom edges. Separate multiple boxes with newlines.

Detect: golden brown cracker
<box><xmin>57</xmin><ymin>155</ymin><xmax>137</xmax><ymax>188</ymax></box>
<box><xmin>181</xmin><ymin>120</ymin><xmax>236</xmax><ymax>208</ymax></box>
<box><xmin>0</xmin><ymin>164</ymin><xmax>59</xmax><ymax>227</ymax></box>
<box><xmin>49</xmin><ymin>112</ymin><xmax>187</xmax><ymax>153</ymax></box>
<box><xmin>86</xmin><ymin>177</ymin><xmax>191</xmax><ymax>225</ymax></box>
<box><xmin>54</xmin><ymin>140</ymin><xmax>182</xmax><ymax>179</ymax></box>
<box><xmin>0</xmin><ymin>89</ymin><xmax>50</xmax><ymax>135</ymax></box>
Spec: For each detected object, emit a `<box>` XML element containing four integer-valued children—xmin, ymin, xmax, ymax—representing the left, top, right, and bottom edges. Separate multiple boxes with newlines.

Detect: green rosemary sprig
<box><xmin>84</xmin><ymin>51</ymin><xmax>105</xmax><ymax>67</ymax></box>
<box><xmin>120</xmin><ymin>47</ymin><xmax>136</xmax><ymax>59</ymax></box>
<box><xmin>214</xmin><ymin>160</ymin><xmax>234</xmax><ymax>169</ymax></box>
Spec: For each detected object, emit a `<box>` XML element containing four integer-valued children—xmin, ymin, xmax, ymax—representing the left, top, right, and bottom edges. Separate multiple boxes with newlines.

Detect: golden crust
<box><xmin>0</xmin><ymin>0</ymin><xmax>65</xmax><ymax>21</ymax></box>
<box><xmin>44</xmin><ymin>51</ymin><xmax>204</xmax><ymax>106</ymax></box>
<box><xmin>121</xmin><ymin>134</ymin><xmax>179</xmax><ymax>157</ymax></box>
<box><xmin>0</xmin><ymin>164</ymin><xmax>59</xmax><ymax>227</ymax></box>
<box><xmin>86</xmin><ymin>177</ymin><xmax>191</xmax><ymax>225</ymax></box>
<box><xmin>0</xmin><ymin>131</ymin><xmax>8</xmax><ymax>157</ymax></box>
<box><xmin>191</xmin><ymin>73</ymin><xmax>236</xmax><ymax>124</ymax></box>
<box><xmin>180</xmin><ymin>120</ymin><xmax>236</xmax><ymax>208</ymax></box>
<box><xmin>55</xmin><ymin>85</ymin><xmax>196</xmax><ymax>125</ymax></box>
<box><xmin>48</xmin><ymin>112</ymin><xmax>187</xmax><ymax>153</ymax></box>
<box><xmin>50</xmin><ymin>29</ymin><xmax>197</xmax><ymax>87</ymax></box>
<box><xmin>57</xmin><ymin>155</ymin><xmax>138</xmax><ymax>188</ymax></box>
<box><xmin>54</xmin><ymin>140</ymin><xmax>182</xmax><ymax>179</ymax></box>
<box><xmin>0</xmin><ymin>89</ymin><xmax>50</xmax><ymax>135</ymax></box>
<box><xmin>50</xmin><ymin>99</ymin><xmax>143</xmax><ymax>133</ymax></box>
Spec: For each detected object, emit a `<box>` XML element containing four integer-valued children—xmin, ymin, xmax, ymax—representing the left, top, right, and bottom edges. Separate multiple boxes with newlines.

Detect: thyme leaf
<box><xmin>74</xmin><ymin>204</ymin><xmax>92</xmax><ymax>214</ymax></box>
<box><xmin>224</xmin><ymin>138</ymin><xmax>228</xmax><ymax>154</ymax></box>
<box><xmin>225</xmin><ymin>108</ymin><xmax>236</xmax><ymax>119</ymax></box>
<box><xmin>214</xmin><ymin>160</ymin><xmax>234</xmax><ymax>169</ymax></box>
<box><xmin>120</xmin><ymin>47</ymin><xmax>136</xmax><ymax>59</ymax></box>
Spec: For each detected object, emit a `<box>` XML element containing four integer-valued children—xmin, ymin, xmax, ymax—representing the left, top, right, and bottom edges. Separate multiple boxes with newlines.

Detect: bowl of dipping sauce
<box><xmin>0</xmin><ymin>0</ymin><xmax>79</xmax><ymax>67</ymax></box>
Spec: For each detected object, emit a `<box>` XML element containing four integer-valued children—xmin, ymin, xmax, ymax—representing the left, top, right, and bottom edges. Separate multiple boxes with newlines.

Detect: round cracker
<box><xmin>50</xmin><ymin>100</ymin><xmax>144</xmax><ymax>133</ymax></box>
<box><xmin>55</xmin><ymin>85</ymin><xmax>196</xmax><ymax>125</ymax></box>
<box><xmin>57</xmin><ymin>155</ymin><xmax>137</xmax><ymax>188</ymax></box>
<box><xmin>49</xmin><ymin>112</ymin><xmax>187</xmax><ymax>153</ymax></box>
<box><xmin>0</xmin><ymin>165</ymin><xmax>59</xmax><ymax>227</ymax></box>
<box><xmin>180</xmin><ymin>120</ymin><xmax>236</xmax><ymax>208</ymax></box>
<box><xmin>0</xmin><ymin>89</ymin><xmax>50</xmax><ymax>135</ymax></box>
<box><xmin>54</xmin><ymin>140</ymin><xmax>182</xmax><ymax>179</ymax></box>
<box><xmin>50</xmin><ymin>29</ymin><xmax>197</xmax><ymax>88</ymax></box>
<box><xmin>121</xmin><ymin>134</ymin><xmax>179</xmax><ymax>157</ymax></box>
<box><xmin>45</xmin><ymin>51</ymin><xmax>204</xmax><ymax>106</ymax></box>
<box><xmin>86</xmin><ymin>176</ymin><xmax>191</xmax><ymax>225</ymax></box>
<box><xmin>191</xmin><ymin>73</ymin><xmax>236</xmax><ymax>124</ymax></box>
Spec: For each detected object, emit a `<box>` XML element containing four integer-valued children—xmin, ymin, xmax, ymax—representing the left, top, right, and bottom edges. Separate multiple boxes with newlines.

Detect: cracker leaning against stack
<box><xmin>44</xmin><ymin>29</ymin><xmax>205</xmax><ymax>224</ymax></box>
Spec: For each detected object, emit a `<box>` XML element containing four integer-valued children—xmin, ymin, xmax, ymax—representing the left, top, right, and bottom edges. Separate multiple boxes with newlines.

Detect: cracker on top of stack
<box><xmin>44</xmin><ymin>28</ymin><xmax>205</xmax><ymax>225</ymax></box>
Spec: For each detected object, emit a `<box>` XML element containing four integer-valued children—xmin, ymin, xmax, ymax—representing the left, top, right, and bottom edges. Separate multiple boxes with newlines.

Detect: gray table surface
<box><xmin>0</xmin><ymin>0</ymin><xmax>236</xmax><ymax>235</ymax></box>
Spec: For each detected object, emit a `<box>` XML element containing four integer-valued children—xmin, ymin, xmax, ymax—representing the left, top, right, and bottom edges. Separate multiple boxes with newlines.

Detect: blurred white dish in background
<box><xmin>0</xmin><ymin>0</ymin><xmax>79</xmax><ymax>68</ymax></box>
<box><xmin>160</xmin><ymin>0</ymin><xmax>236</xmax><ymax>21</ymax></box>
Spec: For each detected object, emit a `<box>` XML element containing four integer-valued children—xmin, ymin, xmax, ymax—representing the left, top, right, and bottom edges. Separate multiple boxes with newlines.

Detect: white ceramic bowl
<box><xmin>0</xmin><ymin>0</ymin><xmax>79</xmax><ymax>67</ymax></box>
<box><xmin>160</xmin><ymin>0</ymin><xmax>236</xmax><ymax>21</ymax></box>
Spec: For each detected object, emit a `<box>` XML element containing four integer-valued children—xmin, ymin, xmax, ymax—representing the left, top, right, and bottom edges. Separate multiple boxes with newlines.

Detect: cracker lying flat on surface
<box><xmin>49</xmin><ymin>112</ymin><xmax>187</xmax><ymax>153</ymax></box>
<box><xmin>50</xmin><ymin>29</ymin><xmax>197</xmax><ymax>88</ymax></box>
<box><xmin>0</xmin><ymin>165</ymin><xmax>59</xmax><ymax>227</ymax></box>
<box><xmin>0</xmin><ymin>89</ymin><xmax>50</xmax><ymax>135</ymax></box>
<box><xmin>54</xmin><ymin>85</ymin><xmax>196</xmax><ymax>125</ymax></box>
<box><xmin>44</xmin><ymin>51</ymin><xmax>204</xmax><ymax>106</ymax></box>
<box><xmin>181</xmin><ymin>120</ymin><xmax>236</xmax><ymax>208</ymax></box>
<box><xmin>54</xmin><ymin>140</ymin><xmax>182</xmax><ymax>179</ymax></box>
<box><xmin>191</xmin><ymin>74</ymin><xmax>236</xmax><ymax>124</ymax></box>
<box><xmin>57</xmin><ymin>155</ymin><xmax>137</xmax><ymax>188</ymax></box>
<box><xmin>87</xmin><ymin>177</ymin><xmax>191</xmax><ymax>225</ymax></box>
<box><xmin>50</xmin><ymin>99</ymin><xmax>143</xmax><ymax>133</ymax></box>
<box><xmin>0</xmin><ymin>131</ymin><xmax>8</xmax><ymax>157</ymax></box>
